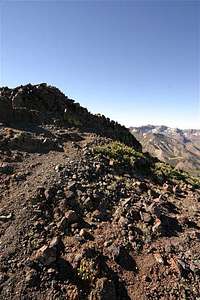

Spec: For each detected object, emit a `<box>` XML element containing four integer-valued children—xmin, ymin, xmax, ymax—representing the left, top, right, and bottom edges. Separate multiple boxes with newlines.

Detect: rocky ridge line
<box><xmin>0</xmin><ymin>83</ymin><xmax>141</xmax><ymax>151</ymax></box>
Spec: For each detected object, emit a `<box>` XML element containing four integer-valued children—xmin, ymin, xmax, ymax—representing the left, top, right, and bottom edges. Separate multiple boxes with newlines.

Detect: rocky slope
<box><xmin>0</xmin><ymin>83</ymin><xmax>141</xmax><ymax>151</ymax></box>
<box><xmin>130</xmin><ymin>125</ymin><xmax>200</xmax><ymax>177</ymax></box>
<box><xmin>0</xmin><ymin>85</ymin><xmax>200</xmax><ymax>300</ymax></box>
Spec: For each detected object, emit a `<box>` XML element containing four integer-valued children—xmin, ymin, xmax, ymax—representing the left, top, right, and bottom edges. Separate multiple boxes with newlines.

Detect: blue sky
<box><xmin>0</xmin><ymin>0</ymin><xmax>199</xmax><ymax>129</ymax></box>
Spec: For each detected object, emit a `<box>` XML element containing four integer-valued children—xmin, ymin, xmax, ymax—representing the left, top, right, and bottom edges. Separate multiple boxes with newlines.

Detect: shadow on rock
<box><xmin>161</xmin><ymin>201</ymin><xmax>179</xmax><ymax>214</ymax></box>
<box><xmin>99</xmin><ymin>257</ymin><xmax>132</xmax><ymax>300</ymax></box>
<box><xmin>115</xmin><ymin>248</ymin><xmax>137</xmax><ymax>272</ymax></box>
<box><xmin>160</xmin><ymin>214</ymin><xmax>182</xmax><ymax>237</ymax></box>
<box><xmin>55</xmin><ymin>258</ymin><xmax>75</xmax><ymax>282</ymax></box>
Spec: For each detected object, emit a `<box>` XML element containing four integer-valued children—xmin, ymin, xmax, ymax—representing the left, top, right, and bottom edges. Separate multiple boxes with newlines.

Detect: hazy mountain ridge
<box><xmin>130</xmin><ymin>125</ymin><xmax>200</xmax><ymax>176</ymax></box>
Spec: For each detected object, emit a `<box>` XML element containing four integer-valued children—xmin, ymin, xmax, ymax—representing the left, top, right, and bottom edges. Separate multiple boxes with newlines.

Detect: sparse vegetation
<box><xmin>94</xmin><ymin>142</ymin><xmax>200</xmax><ymax>188</ymax></box>
<box><xmin>77</xmin><ymin>258</ymin><xmax>98</xmax><ymax>282</ymax></box>
<box><xmin>94</xmin><ymin>141</ymin><xmax>145</xmax><ymax>172</ymax></box>
<box><xmin>153</xmin><ymin>161</ymin><xmax>200</xmax><ymax>187</ymax></box>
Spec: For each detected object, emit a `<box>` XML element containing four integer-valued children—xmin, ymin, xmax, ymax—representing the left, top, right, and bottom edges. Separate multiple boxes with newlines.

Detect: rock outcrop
<box><xmin>0</xmin><ymin>83</ymin><xmax>141</xmax><ymax>151</ymax></box>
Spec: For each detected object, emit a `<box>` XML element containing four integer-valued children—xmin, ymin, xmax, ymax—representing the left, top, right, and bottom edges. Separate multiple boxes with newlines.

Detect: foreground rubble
<box><xmin>0</xmin><ymin>84</ymin><xmax>200</xmax><ymax>300</ymax></box>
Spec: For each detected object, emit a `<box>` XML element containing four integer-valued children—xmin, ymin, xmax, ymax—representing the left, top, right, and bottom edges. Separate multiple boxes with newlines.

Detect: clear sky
<box><xmin>0</xmin><ymin>0</ymin><xmax>199</xmax><ymax>129</ymax></box>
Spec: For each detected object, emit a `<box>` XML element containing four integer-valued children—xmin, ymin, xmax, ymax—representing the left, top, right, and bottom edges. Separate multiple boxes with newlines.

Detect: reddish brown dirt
<box><xmin>0</xmin><ymin>126</ymin><xmax>200</xmax><ymax>300</ymax></box>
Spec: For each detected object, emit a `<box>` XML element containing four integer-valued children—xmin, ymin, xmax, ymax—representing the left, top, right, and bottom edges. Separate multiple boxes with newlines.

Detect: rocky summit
<box><xmin>0</xmin><ymin>83</ymin><xmax>141</xmax><ymax>151</ymax></box>
<box><xmin>0</xmin><ymin>84</ymin><xmax>200</xmax><ymax>300</ymax></box>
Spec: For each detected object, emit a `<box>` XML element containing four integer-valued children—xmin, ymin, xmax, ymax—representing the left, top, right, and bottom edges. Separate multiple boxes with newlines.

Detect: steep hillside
<box><xmin>0</xmin><ymin>86</ymin><xmax>200</xmax><ymax>300</ymax></box>
<box><xmin>130</xmin><ymin>125</ymin><xmax>200</xmax><ymax>177</ymax></box>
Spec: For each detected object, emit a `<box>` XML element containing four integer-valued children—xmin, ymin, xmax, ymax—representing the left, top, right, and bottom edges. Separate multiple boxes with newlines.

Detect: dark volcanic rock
<box><xmin>0</xmin><ymin>83</ymin><xmax>141</xmax><ymax>150</ymax></box>
<box><xmin>0</xmin><ymin>96</ymin><xmax>13</xmax><ymax>123</ymax></box>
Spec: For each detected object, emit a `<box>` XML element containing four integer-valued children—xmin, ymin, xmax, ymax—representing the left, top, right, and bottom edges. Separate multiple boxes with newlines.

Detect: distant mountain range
<box><xmin>130</xmin><ymin>125</ymin><xmax>200</xmax><ymax>176</ymax></box>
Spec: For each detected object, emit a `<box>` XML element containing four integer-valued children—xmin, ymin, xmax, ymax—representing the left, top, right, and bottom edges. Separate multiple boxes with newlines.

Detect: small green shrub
<box><xmin>94</xmin><ymin>141</ymin><xmax>154</xmax><ymax>176</ymax></box>
<box><xmin>153</xmin><ymin>162</ymin><xmax>200</xmax><ymax>187</ymax></box>
<box><xmin>77</xmin><ymin>258</ymin><xmax>98</xmax><ymax>282</ymax></box>
<box><xmin>94</xmin><ymin>141</ymin><xmax>143</xmax><ymax>164</ymax></box>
